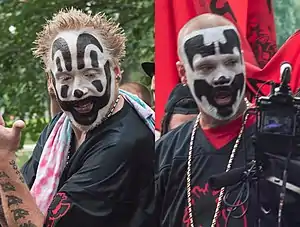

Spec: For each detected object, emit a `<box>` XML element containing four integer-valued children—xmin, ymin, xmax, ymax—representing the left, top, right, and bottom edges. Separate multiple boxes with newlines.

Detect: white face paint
<box><xmin>49</xmin><ymin>29</ymin><xmax>116</xmax><ymax>131</ymax></box>
<box><xmin>179</xmin><ymin>25</ymin><xmax>246</xmax><ymax>120</ymax></box>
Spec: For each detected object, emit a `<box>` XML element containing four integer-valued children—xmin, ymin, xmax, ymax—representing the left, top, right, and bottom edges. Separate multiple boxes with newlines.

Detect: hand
<box><xmin>0</xmin><ymin>115</ymin><xmax>25</xmax><ymax>153</ymax></box>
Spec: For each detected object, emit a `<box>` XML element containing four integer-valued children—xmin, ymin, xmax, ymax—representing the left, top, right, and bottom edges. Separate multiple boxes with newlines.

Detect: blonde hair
<box><xmin>33</xmin><ymin>8</ymin><xmax>126</xmax><ymax>70</ymax></box>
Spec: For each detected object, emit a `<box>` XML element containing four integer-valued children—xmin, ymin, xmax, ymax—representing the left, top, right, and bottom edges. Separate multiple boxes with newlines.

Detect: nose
<box><xmin>212</xmin><ymin>76</ymin><xmax>231</xmax><ymax>86</ymax></box>
<box><xmin>74</xmin><ymin>89</ymin><xmax>84</xmax><ymax>98</ymax></box>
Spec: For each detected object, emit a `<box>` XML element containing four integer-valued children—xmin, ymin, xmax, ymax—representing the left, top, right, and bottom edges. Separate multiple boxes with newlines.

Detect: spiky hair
<box><xmin>33</xmin><ymin>8</ymin><xmax>126</xmax><ymax>70</ymax></box>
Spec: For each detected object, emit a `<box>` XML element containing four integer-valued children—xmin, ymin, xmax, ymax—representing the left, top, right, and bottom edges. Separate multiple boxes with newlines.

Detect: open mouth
<box><xmin>214</xmin><ymin>90</ymin><xmax>232</xmax><ymax>106</ymax></box>
<box><xmin>73</xmin><ymin>99</ymin><xmax>94</xmax><ymax>114</ymax></box>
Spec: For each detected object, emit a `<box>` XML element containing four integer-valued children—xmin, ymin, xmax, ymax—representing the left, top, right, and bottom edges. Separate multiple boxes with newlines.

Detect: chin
<box><xmin>64</xmin><ymin>102</ymin><xmax>113</xmax><ymax>132</ymax></box>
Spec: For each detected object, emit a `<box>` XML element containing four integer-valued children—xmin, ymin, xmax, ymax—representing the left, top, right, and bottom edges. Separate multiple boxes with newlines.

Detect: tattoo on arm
<box><xmin>11</xmin><ymin>209</ymin><xmax>29</xmax><ymax>221</ymax></box>
<box><xmin>0</xmin><ymin>172</ymin><xmax>9</xmax><ymax>179</ymax></box>
<box><xmin>6</xmin><ymin>195</ymin><xmax>23</xmax><ymax>207</ymax></box>
<box><xmin>0</xmin><ymin>182</ymin><xmax>16</xmax><ymax>192</ymax></box>
<box><xmin>9</xmin><ymin>160</ymin><xmax>25</xmax><ymax>183</ymax></box>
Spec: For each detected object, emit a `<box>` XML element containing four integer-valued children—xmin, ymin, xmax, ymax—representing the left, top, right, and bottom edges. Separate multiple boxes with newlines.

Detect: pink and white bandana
<box><xmin>30</xmin><ymin>113</ymin><xmax>72</xmax><ymax>215</ymax></box>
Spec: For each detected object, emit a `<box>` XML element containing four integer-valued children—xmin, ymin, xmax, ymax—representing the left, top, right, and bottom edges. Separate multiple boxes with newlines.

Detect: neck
<box><xmin>200</xmin><ymin>99</ymin><xmax>247</xmax><ymax>129</ymax></box>
<box><xmin>71</xmin><ymin>126</ymin><xmax>86</xmax><ymax>150</ymax></box>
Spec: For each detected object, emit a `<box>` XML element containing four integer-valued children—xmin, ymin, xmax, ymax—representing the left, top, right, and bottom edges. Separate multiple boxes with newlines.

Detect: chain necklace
<box><xmin>66</xmin><ymin>94</ymin><xmax>122</xmax><ymax>165</ymax></box>
<box><xmin>186</xmin><ymin>99</ymin><xmax>250</xmax><ymax>227</ymax></box>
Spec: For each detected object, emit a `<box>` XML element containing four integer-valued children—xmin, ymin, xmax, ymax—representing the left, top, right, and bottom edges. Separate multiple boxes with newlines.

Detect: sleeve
<box><xmin>154</xmin><ymin>137</ymin><xmax>172</xmax><ymax>226</ymax></box>
<box><xmin>44</xmin><ymin>141</ymin><xmax>155</xmax><ymax>227</ymax></box>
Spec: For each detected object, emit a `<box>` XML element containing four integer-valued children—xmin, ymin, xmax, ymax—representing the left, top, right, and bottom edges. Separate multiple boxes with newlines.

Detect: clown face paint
<box><xmin>49</xmin><ymin>29</ymin><xmax>116</xmax><ymax>131</ymax></box>
<box><xmin>179</xmin><ymin>25</ymin><xmax>246</xmax><ymax>120</ymax></box>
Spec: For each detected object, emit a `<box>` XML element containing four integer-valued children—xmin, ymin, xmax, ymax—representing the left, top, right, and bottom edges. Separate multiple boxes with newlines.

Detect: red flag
<box><xmin>247</xmin><ymin>31</ymin><xmax>300</xmax><ymax>100</ymax></box>
<box><xmin>246</xmin><ymin>0</ymin><xmax>277</xmax><ymax>68</ymax></box>
<box><xmin>155</xmin><ymin>0</ymin><xmax>277</xmax><ymax>130</ymax></box>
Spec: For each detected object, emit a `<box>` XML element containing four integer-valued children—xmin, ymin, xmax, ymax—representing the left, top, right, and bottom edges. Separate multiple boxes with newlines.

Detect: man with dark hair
<box><xmin>120</xmin><ymin>82</ymin><xmax>152</xmax><ymax>106</ymax></box>
<box><xmin>161</xmin><ymin>84</ymin><xmax>198</xmax><ymax>135</ymax></box>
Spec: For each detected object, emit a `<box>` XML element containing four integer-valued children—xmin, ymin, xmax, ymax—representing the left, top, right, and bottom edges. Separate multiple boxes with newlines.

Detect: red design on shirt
<box><xmin>45</xmin><ymin>192</ymin><xmax>71</xmax><ymax>227</ymax></box>
<box><xmin>182</xmin><ymin>183</ymin><xmax>248</xmax><ymax>227</ymax></box>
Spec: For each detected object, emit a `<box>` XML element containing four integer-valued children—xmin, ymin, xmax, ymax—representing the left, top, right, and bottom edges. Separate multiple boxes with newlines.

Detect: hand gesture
<box><xmin>0</xmin><ymin>115</ymin><xmax>25</xmax><ymax>153</ymax></box>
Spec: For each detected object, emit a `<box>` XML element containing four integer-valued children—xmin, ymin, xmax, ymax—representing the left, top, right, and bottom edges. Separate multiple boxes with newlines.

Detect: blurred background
<box><xmin>0</xmin><ymin>0</ymin><xmax>153</xmax><ymax>166</ymax></box>
<box><xmin>0</xmin><ymin>0</ymin><xmax>299</xmax><ymax>166</ymax></box>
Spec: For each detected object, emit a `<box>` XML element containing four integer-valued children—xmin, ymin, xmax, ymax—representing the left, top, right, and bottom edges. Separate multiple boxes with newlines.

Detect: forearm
<box><xmin>0</xmin><ymin>158</ymin><xmax>44</xmax><ymax>227</ymax></box>
<box><xmin>0</xmin><ymin>200</ymin><xmax>9</xmax><ymax>227</ymax></box>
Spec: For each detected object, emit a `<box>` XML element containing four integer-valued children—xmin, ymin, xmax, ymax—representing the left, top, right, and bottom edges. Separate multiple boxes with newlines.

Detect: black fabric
<box><xmin>164</xmin><ymin>84</ymin><xmax>198</xmax><ymax>115</ymax></box>
<box><xmin>161</xmin><ymin>84</ymin><xmax>198</xmax><ymax>136</ymax></box>
<box><xmin>21</xmin><ymin>101</ymin><xmax>155</xmax><ymax>227</ymax></box>
<box><xmin>141</xmin><ymin>62</ymin><xmax>154</xmax><ymax>78</ymax></box>
<box><xmin>155</xmin><ymin>120</ymin><xmax>300</xmax><ymax>227</ymax></box>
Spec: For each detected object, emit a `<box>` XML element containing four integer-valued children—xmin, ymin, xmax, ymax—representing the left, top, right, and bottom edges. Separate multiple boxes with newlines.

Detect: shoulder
<box><xmin>155</xmin><ymin>120</ymin><xmax>194</xmax><ymax>171</ymax></box>
<box><xmin>84</xmin><ymin>106</ymin><xmax>154</xmax><ymax>163</ymax></box>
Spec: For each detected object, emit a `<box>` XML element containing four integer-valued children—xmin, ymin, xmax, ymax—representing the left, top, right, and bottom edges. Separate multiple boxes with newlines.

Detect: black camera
<box><xmin>255</xmin><ymin>62</ymin><xmax>300</xmax><ymax>156</ymax></box>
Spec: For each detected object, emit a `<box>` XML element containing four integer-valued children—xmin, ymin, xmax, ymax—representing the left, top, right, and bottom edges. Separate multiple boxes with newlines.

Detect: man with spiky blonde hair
<box><xmin>0</xmin><ymin>8</ymin><xmax>155</xmax><ymax>227</ymax></box>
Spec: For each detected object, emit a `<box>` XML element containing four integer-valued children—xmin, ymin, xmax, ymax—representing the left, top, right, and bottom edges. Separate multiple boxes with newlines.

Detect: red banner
<box><xmin>247</xmin><ymin>31</ymin><xmax>300</xmax><ymax>100</ymax></box>
<box><xmin>155</xmin><ymin>0</ymin><xmax>277</xmax><ymax>130</ymax></box>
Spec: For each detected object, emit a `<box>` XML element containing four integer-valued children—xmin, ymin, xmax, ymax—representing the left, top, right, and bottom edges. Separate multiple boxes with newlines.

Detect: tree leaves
<box><xmin>0</xmin><ymin>0</ymin><xmax>153</xmax><ymax>147</ymax></box>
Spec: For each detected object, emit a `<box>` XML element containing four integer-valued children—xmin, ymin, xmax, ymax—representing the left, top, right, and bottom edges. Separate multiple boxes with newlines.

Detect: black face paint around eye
<box><xmin>91</xmin><ymin>80</ymin><xmax>103</xmax><ymax>93</ymax></box>
<box><xmin>58</xmin><ymin>60</ymin><xmax>112</xmax><ymax>126</ymax></box>
<box><xmin>77</xmin><ymin>33</ymin><xmax>103</xmax><ymax>70</ymax></box>
<box><xmin>183</xmin><ymin>28</ymin><xmax>241</xmax><ymax>71</ymax></box>
<box><xmin>61</xmin><ymin>85</ymin><xmax>69</xmax><ymax>98</ymax></box>
<box><xmin>193</xmin><ymin>73</ymin><xmax>245</xmax><ymax>117</ymax></box>
<box><xmin>52</xmin><ymin>38</ymin><xmax>72</xmax><ymax>72</ymax></box>
<box><xmin>56</xmin><ymin>58</ymin><xmax>62</xmax><ymax>72</ymax></box>
<box><xmin>184</xmin><ymin>35</ymin><xmax>215</xmax><ymax>70</ymax></box>
<box><xmin>219</xmin><ymin>29</ymin><xmax>241</xmax><ymax>55</ymax></box>
<box><xmin>90</xmin><ymin>51</ymin><xmax>99</xmax><ymax>68</ymax></box>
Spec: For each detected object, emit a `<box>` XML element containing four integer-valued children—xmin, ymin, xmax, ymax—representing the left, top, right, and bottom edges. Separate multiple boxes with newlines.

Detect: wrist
<box><xmin>0</xmin><ymin>154</ymin><xmax>16</xmax><ymax>168</ymax></box>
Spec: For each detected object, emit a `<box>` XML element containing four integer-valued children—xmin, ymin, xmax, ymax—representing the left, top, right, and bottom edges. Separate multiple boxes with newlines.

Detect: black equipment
<box><xmin>208</xmin><ymin>62</ymin><xmax>300</xmax><ymax>227</ymax></box>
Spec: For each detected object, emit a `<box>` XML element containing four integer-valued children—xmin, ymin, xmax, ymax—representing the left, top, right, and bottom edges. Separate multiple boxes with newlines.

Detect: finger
<box><xmin>0</xmin><ymin>114</ymin><xmax>5</xmax><ymax>126</ymax></box>
<box><xmin>12</xmin><ymin>120</ymin><xmax>25</xmax><ymax>136</ymax></box>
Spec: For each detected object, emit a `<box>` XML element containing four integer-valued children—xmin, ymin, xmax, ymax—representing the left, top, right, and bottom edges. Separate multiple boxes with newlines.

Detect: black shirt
<box><xmin>155</xmin><ymin>116</ymin><xmax>300</xmax><ymax>227</ymax></box>
<box><xmin>22</xmin><ymin>101</ymin><xmax>155</xmax><ymax>227</ymax></box>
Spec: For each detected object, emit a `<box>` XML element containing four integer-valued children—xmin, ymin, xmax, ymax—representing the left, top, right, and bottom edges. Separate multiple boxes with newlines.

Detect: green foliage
<box><xmin>0</xmin><ymin>0</ymin><xmax>153</xmax><ymax>146</ymax></box>
<box><xmin>274</xmin><ymin>0</ymin><xmax>300</xmax><ymax>47</ymax></box>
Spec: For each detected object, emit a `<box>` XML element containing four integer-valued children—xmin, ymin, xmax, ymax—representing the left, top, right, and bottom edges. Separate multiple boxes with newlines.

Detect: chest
<box><xmin>162</xmin><ymin>131</ymin><xmax>254</xmax><ymax>227</ymax></box>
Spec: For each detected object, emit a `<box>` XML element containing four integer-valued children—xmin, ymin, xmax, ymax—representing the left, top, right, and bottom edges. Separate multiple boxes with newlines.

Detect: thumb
<box><xmin>12</xmin><ymin>120</ymin><xmax>25</xmax><ymax>137</ymax></box>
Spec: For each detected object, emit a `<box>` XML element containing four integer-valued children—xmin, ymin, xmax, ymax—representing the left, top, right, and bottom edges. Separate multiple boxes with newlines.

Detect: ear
<box><xmin>113</xmin><ymin>66</ymin><xmax>122</xmax><ymax>83</ymax></box>
<box><xmin>113</xmin><ymin>66</ymin><xmax>121</xmax><ymax>75</ymax></box>
<box><xmin>176</xmin><ymin>61</ymin><xmax>187</xmax><ymax>85</ymax></box>
<box><xmin>46</xmin><ymin>72</ymin><xmax>56</xmax><ymax>97</ymax></box>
